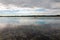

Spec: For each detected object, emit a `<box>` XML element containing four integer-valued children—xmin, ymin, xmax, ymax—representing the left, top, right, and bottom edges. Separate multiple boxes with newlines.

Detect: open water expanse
<box><xmin>0</xmin><ymin>17</ymin><xmax>60</xmax><ymax>24</ymax></box>
<box><xmin>0</xmin><ymin>17</ymin><xmax>60</xmax><ymax>40</ymax></box>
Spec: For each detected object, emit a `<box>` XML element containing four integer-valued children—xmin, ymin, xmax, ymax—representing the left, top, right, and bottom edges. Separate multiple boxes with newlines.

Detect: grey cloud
<box><xmin>52</xmin><ymin>0</ymin><xmax>60</xmax><ymax>2</ymax></box>
<box><xmin>0</xmin><ymin>0</ymin><xmax>50</xmax><ymax>7</ymax></box>
<box><xmin>0</xmin><ymin>0</ymin><xmax>60</xmax><ymax>8</ymax></box>
<box><xmin>0</xmin><ymin>0</ymin><xmax>42</xmax><ymax>6</ymax></box>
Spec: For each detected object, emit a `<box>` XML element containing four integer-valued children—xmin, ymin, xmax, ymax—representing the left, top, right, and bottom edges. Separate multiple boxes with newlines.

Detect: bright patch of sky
<box><xmin>0</xmin><ymin>0</ymin><xmax>60</xmax><ymax>15</ymax></box>
<box><xmin>0</xmin><ymin>3</ymin><xmax>51</xmax><ymax>16</ymax></box>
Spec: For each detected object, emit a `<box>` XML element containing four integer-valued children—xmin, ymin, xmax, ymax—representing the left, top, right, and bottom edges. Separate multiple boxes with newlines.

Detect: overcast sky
<box><xmin>0</xmin><ymin>0</ymin><xmax>60</xmax><ymax>15</ymax></box>
<box><xmin>0</xmin><ymin>0</ymin><xmax>60</xmax><ymax>9</ymax></box>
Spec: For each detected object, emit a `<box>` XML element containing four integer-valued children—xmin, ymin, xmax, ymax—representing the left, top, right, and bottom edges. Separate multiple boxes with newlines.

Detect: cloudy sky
<box><xmin>0</xmin><ymin>0</ymin><xmax>60</xmax><ymax>15</ymax></box>
<box><xmin>0</xmin><ymin>0</ymin><xmax>48</xmax><ymax>8</ymax></box>
<box><xmin>0</xmin><ymin>0</ymin><xmax>60</xmax><ymax>8</ymax></box>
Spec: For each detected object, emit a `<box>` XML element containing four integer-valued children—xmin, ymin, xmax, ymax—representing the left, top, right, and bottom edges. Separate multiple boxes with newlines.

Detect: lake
<box><xmin>0</xmin><ymin>17</ymin><xmax>60</xmax><ymax>25</ymax></box>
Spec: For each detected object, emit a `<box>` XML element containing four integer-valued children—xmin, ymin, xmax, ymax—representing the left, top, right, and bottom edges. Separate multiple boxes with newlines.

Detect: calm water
<box><xmin>0</xmin><ymin>17</ymin><xmax>60</xmax><ymax>25</ymax></box>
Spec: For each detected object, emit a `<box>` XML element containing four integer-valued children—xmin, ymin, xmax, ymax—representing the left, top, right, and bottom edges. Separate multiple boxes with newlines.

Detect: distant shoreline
<box><xmin>0</xmin><ymin>15</ymin><xmax>60</xmax><ymax>17</ymax></box>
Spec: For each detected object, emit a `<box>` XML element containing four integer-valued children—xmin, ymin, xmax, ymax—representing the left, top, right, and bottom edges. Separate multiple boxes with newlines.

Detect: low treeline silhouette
<box><xmin>0</xmin><ymin>24</ymin><xmax>60</xmax><ymax>40</ymax></box>
<box><xmin>0</xmin><ymin>15</ymin><xmax>60</xmax><ymax>17</ymax></box>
